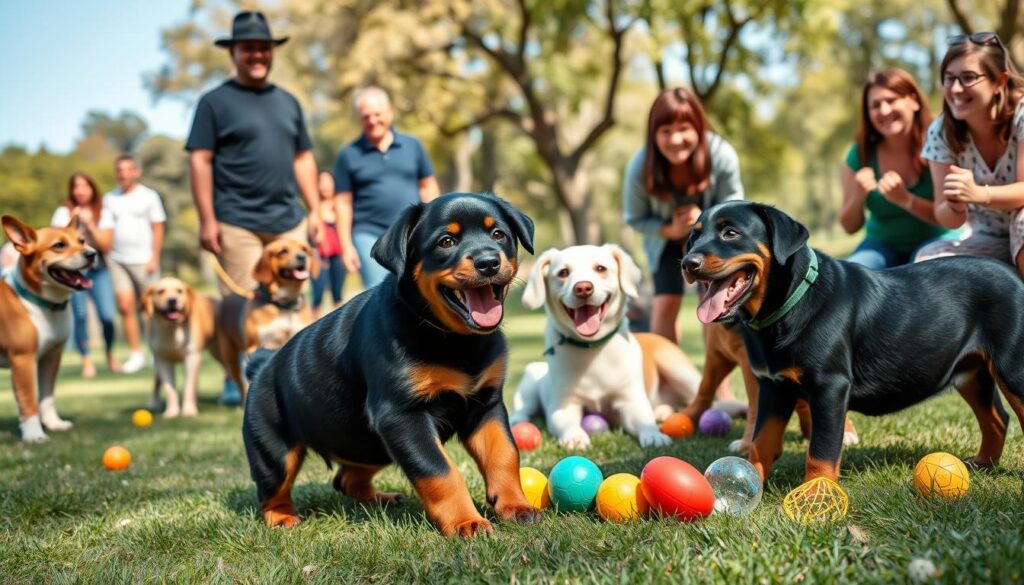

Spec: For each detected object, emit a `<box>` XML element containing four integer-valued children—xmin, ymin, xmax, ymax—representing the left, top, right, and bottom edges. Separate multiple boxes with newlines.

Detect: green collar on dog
<box><xmin>746</xmin><ymin>245</ymin><xmax>818</xmax><ymax>332</ymax></box>
<box><xmin>10</xmin><ymin>276</ymin><xmax>68</xmax><ymax>311</ymax></box>
<box><xmin>256</xmin><ymin>283</ymin><xmax>302</xmax><ymax>310</ymax></box>
<box><xmin>543</xmin><ymin>319</ymin><xmax>626</xmax><ymax>356</ymax></box>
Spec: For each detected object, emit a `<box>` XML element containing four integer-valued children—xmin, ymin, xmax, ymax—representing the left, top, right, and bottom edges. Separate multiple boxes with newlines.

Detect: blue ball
<box><xmin>547</xmin><ymin>456</ymin><xmax>604</xmax><ymax>512</ymax></box>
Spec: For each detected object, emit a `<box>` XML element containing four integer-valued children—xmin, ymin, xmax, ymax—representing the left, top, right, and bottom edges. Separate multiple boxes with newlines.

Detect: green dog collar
<box><xmin>543</xmin><ymin>319</ymin><xmax>626</xmax><ymax>356</ymax></box>
<box><xmin>746</xmin><ymin>245</ymin><xmax>818</xmax><ymax>332</ymax></box>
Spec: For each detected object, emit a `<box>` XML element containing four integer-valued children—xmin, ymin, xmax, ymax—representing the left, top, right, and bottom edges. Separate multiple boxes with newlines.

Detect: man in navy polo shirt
<box><xmin>333</xmin><ymin>87</ymin><xmax>440</xmax><ymax>288</ymax></box>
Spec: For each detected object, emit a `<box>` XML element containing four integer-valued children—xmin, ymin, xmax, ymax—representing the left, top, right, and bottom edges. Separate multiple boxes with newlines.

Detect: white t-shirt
<box><xmin>921</xmin><ymin>100</ymin><xmax>1024</xmax><ymax>237</ymax></box>
<box><xmin>102</xmin><ymin>184</ymin><xmax>167</xmax><ymax>264</ymax></box>
<box><xmin>50</xmin><ymin>205</ymin><xmax>115</xmax><ymax>253</ymax></box>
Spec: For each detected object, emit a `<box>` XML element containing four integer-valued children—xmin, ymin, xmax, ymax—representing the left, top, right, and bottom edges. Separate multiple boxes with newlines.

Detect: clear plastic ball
<box><xmin>703</xmin><ymin>456</ymin><xmax>763</xmax><ymax>516</ymax></box>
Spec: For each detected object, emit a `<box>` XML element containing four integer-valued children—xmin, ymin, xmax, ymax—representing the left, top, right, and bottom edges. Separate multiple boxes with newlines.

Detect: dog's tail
<box><xmin>509</xmin><ymin>361</ymin><xmax>548</xmax><ymax>425</ymax></box>
<box><xmin>636</xmin><ymin>333</ymin><xmax>702</xmax><ymax>404</ymax></box>
<box><xmin>208</xmin><ymin>254</ymin><xmax>254</xmax><ymax>299</ymax></box>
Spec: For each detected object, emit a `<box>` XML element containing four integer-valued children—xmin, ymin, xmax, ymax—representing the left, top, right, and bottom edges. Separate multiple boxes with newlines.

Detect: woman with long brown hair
<box><xmin>840</xmin><ymin>68</ymin><xmax>961</xmax><ymax>268</ymax></box>
<box><xmin>623</xmin><ymin>87</ymin><xmax>744</xmax><ymax>342</ymax></box>
<box><xmin>916</xmin><ymin>33</ymin><xmax>1024</xmax><ymax>277</ymax></box>
<box><xmin>50</xmin><ymin>172</ymin><xmax>119</xmax><ymax>377</ymax></box>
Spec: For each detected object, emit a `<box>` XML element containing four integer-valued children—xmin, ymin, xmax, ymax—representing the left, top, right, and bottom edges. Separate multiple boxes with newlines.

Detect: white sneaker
<box><xmin>121</xmin><ymin>351</ymin><xmax>146</xmax><ymax>374</ymax></box>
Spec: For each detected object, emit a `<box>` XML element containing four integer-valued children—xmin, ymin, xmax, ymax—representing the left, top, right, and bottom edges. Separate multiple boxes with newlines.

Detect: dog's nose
<box><xmin>84</xmin><ymin>249</ymin><xmax>97</xmax><ymax>264</ymax></box>
<box><xmin>167</xmin><ymin>298</ymin><xmax>178</xmax><ymax>309</ymax></box>
<box><xmin>682</xmin><ymin>254</ymin><xmax>704</xmax><ymax>274</ymax></box>
<box><xmin>474</xmin><ymin>254</ymin><xmax>501</xmax><ymax>277</ymax></box>
<box><xmin>295</xmin><ymin>252</ymin><xmax>307</xmax><ymax>262</ymax></box>
<box><xmin>573</xmin><ymin>281</ymin><xmax>594</xmax><ymax>298</ymax></box>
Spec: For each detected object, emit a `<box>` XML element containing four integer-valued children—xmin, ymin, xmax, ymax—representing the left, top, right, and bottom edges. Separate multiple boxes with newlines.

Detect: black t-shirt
<box><xmin>185</xmin><ymin>80</ymin><xmax>312</xmax><ymax>233</ymax></box>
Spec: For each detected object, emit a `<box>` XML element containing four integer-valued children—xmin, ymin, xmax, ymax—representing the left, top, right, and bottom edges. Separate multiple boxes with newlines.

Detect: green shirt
<box><xmin>845</xmin><ymin>144</ymin><xmax>951</xmax><ymax>253</ymax></box>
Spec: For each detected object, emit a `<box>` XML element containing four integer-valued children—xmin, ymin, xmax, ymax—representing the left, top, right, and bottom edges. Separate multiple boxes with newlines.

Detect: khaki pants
<box><xmin>216</xmin><ymin>220</ymin><xmax>308</xmax><ymax>295</ymax></box>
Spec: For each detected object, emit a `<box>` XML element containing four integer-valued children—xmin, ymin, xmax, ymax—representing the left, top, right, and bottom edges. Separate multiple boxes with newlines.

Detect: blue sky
<box><xmin>0</xmin><ymin>1</ymin><xmax>196</xmax><ymax>153</ymax></box>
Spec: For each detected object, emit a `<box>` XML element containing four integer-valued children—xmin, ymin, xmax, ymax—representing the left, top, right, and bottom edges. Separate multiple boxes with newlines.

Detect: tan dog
<box><xmin>141</xmin><ymin>277</ymin><xmax>223</xmax><ymax>417</ymax></box>
<box><xmin>0</xmin><ymin>216</ymin><xmax>96</xmax><ymax>442</ymax></box>
<box><xmin>216</xmin><ymin>238</ymin><xmax>319</xmax><ymax>398</ymax></box>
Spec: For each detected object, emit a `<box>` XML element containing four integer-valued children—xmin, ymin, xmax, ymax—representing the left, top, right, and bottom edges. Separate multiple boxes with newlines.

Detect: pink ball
<box><xmin>581</xmin><ymin>414</ymin><xmax>609</xmax><ymax>435</ymax></box>
<box><xmin>699</xmin><ymin>408</ymin><xmax>732</xmax><ymax>436</ymax></box>
<box><xmin>511</xmin><ymin>422</ymin><xmax>542</xmax><ymax>451</ymax></box>
<box><xmin>639</xmin><ymin>456</ymin><xmax>714</xmax><ymax>521</ymax></box>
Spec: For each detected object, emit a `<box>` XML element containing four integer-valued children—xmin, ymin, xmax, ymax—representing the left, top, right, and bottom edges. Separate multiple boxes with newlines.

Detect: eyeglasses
<box><xmin>941</xmin><ymin>72</ymin><xmax>989</xmax><ymax>88</ymax></box>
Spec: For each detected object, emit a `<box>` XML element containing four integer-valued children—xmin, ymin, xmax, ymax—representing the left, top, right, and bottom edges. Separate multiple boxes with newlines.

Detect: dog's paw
<box><xmin>496</xmin><ymin>503</ymin><xmax>543</xmax><ymax>525</ymax></box>
<box><xmin>42</xmin><ymin>417</ymin><xmax>73</xmax><ymax>432</ymax></box>
<box><xmin>449</xmin><ymin>517</ymin><xmax>493</xmax><ymax>538</ymax></box>
<box><xmin>843</xmin><ymin>431</ymin><xmax>860</xmax><ymax>446</ymax></box>
<box><xmin>639</xmin><ymin>429</ymin><xmax>672</xmax><ymax>448</ymax></box>
<box><xmin>264</xmin><ymin>510</ymin><xmax>302</xmax><ymax>528</ymax></box>
<box><xmin>557</xmin><ymin>429</ymin><xmax>591</xmax><ymax>450</ymax></box>
<box><xmin>652</xmin><ymin>404</ymin><xmax>675</xmax><ymax>422</ymax></box>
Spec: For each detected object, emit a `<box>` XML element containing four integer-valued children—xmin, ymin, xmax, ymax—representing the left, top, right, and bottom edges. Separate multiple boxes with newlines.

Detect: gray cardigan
<box><xmin>622</xmin><ymin>133</ymin><xmax>744</xmax><ymax>270</ymax></box>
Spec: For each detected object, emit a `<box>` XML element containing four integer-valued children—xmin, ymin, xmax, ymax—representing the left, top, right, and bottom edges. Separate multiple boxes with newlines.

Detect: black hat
<box><xmin>214</xmin><ymin>11</ymin><xmax>288</xmax><ymax>47</ymax></box>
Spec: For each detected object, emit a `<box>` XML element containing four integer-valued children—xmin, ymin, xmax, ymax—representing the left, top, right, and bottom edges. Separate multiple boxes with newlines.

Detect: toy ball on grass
<box><xmin>131</xmin><ymin>409</ymin><xmax>153</xmax><ymax>428</ymax></box>
<box><xmin>914</xmin><ymin>452</ymin><xmax>969</xmax><ymax>500</ymax></box>
<box><xmin>698</xmin><ymin>409</ymin><xmax>732</xmax><ymax>436</ymax></box>
<box><xmin>519</xmin><ymin>467</ymin><xmax>551</xmax><ymax>509</ymax></box>
<box><xmin>704</xmin><ymin>456</ymin><xmax>763</xmax><ymax>515</ymax></box>
<box><xmin>660</xmin><ymin>412</ymin><xmax>695</xmax><ymax>438</ymax></box>
<box><xmin>547</xmin><ymin>456</ymin><xmax>603</xmax><ymax>512</ymax></box>
<box><xmin>640</xmin><ymin>456</ymin><xmax>714</xmax><ymax>521</ymax></box>
<box><xmin>511</xmin><ymin>422</ymin><xmax>542</xmax><ymax>451</ymax></box>
<box><xmin>103</xmin><ymin>446</ymin><xmax>131</xmax><ymax>471</ymax></box>
<box><xmin>782</xmin><ymin>477</ymin><xmax>848</xmax><ymax>523</ymax></box>
<box><xmin>581</xmin><ymin>413</ymin><xmax>609</xmax><ymax>435</ymax></box>
<box><xmin>596</xmin><ymin>473</ymin><xmax>650</xmax><ymax>522</ymax></box>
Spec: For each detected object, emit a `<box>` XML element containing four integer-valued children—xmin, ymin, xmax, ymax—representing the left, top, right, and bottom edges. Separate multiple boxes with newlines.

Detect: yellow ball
<box><xmin>131</xmin><ymin>409</ymin><xmax>153</xmax><ymax>428</ymax></box>
<box><xmin>519</xmin><ymin>467</ymin><xmax>551</xmax><ymax>509</ymax></box>
<box><xmin>914</xmin><ymin>452</ymin><xmax>970</xmax><ymax>499</ymax></box>
<box><xmin>783</xmin><ymin>477</ymin><xmax>848</xmax><ymax>523</ymax></box>
<box><xmin>596</xmin><ymin>473</ymin><xmax>649</xmax><ymax>522</ymax></box>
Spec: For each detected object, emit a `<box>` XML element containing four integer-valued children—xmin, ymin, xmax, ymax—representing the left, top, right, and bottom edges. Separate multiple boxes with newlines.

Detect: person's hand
<box><xmin>199</xmin><ymin>219</ymin><xmax>222</xmax><ymax>255</ymax></box>
<box><xmin>340</xmin><ymin>245</ymin><xmax>361</xmax><ymax>273</ymax></box>
<box><xmin>146</xmin><ymin>256</ymin><xmax>159</xmax><ymax>275</ymax></box>
<box><xmin>307</xmin><ymin>212</ymin><xmax>324</xmax><ymax>246</ymax></box>
<box><xmin>854</xmin><ymin>167</ymin><xmax>877</xmax><ymax>197</ymax></box>
<box><xmin>944</xmin><ymin>165</ymin><xmax>987</xmax><ymax>205</ymax></box>
<box><xmin>663</xmin><ymin>204</ymin><xmax>702</xmax><ymax>240</ymax></box>
<box><xmin>73</xmin><ymin>206</ymin><xmax>96</xmax><ymax>229</ymax></box>
<box><xmin>877</xmin><ymin>171</ymin><xmax>911</xmax><ymax>208</ymax></box>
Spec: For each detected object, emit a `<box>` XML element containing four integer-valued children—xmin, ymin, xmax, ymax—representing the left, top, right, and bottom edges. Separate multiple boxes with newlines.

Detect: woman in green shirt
<box><xmin>840</xmin><ymin>68</ymin><xmax>959</xmax><ymax>268</ymax></box>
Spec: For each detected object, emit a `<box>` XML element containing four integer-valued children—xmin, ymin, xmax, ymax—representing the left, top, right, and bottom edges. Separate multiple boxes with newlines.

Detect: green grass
<box><xmin>2</xmin><ymin>284</ymin><xmax>1024</xmax><ymax>584</ymax></box>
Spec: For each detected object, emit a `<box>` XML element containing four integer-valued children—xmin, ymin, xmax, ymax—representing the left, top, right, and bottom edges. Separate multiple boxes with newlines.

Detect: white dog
<box><xmin>509</xmin><ymin>244</ymin><xmax>745</xmax><ymax>449</ymax></box>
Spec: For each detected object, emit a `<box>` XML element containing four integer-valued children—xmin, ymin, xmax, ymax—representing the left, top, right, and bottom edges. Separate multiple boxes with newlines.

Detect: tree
<box><xmin>945</xmin><ymin>0</ymin><xmax>1022</xmax><ymax>69</ymax></box>
<box><xmin>80</xmin><ymin>110</ymin><xmax>149</xmax><ymax>154</ymax></box>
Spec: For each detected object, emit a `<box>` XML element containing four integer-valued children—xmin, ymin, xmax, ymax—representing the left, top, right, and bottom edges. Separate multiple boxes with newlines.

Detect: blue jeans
<box><xmin>848</xmin><ymin>233</ymin><xmax>965</xmax><ymax>269</ymax></box>
<box><xmin>352</xmin><ymin>231</ymin><xmax>391</xmax><ymax>288</ymax></box>
<box><xmin>311</xmin><ymin>255</ymin><xmax>346</xmax><ymax>308</ymax></box>
<box><xmin>70</xmin><ymin>263</ymin><xmax>117</xmax><ymax>356</ymax></box>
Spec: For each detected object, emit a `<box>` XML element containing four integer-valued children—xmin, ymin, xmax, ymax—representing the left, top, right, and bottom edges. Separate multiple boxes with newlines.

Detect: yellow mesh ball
<box><xmin>914</xmin><ymin>452</ymin><xmax>969</xmax><ymax>499</ymax></box>
<box><xmin>782</xmin><ymin>477</ymin><xmax>848</xmax><ymax>523</ymax></box>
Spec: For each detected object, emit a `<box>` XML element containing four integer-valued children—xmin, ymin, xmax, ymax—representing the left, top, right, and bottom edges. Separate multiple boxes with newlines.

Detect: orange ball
<box><xmin>511</xmin><ymin>422</ymin><xmax>543</xmax><ymax>451</ymax></box>
<box><xmin>660</xmin><ymin>413</ymin><xmax>695</xmax><ymax>438</ymax></box>
<box><xmin>103</xmin><ymin>446</ymin><xmax>131</xmax><ymax>471</ymax></box>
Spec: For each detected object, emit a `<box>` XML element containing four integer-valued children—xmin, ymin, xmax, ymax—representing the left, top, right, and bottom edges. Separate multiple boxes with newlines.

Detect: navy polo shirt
<box><xmin>332</xmin><ymin>131</ymin><xmax>435</xmax><ymax>236</ymax></box>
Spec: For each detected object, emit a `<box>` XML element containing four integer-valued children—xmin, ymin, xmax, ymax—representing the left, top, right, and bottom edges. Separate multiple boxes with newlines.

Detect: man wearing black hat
<box><xmin>185</xmin><ymin>11</ymin><xmax>322</xmax><ymax>405</ymax></box>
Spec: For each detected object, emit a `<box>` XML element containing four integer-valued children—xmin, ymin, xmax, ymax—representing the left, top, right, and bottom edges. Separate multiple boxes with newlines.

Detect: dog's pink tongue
<box><xmin>292</xmin><ymin>269</ymin><xmax>309</xmax><ymax>280</ymax></box>
<box><xmin>464</xmin><ymin>286</ymin><xmax>502</xmax><ymax>328</ymax></box>
<box><xmin>573</xmin><ymin>305</ymin><xmax>602</xmax><ymax>336</ymax></box>
<box><xmin>697</xmin><ymin>280</ymin><xmax>730</xmax><ymax>324</ymax></box>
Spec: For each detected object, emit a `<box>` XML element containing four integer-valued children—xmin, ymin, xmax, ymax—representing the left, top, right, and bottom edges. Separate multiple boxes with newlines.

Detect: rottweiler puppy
<box><xmin>682</xmin><ymin>201</ymin><xmax>1024</xmax><ymax>483</ymax></box>
<box><xmin>242</xmin><ymin>192</ymin><xmax>542</xmax><ymax>537</ymax></box>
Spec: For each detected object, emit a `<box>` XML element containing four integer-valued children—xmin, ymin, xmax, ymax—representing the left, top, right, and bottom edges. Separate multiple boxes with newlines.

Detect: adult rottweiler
<box><xmin>682</xmin><ymin>201</ymin><xmax>1024</xmax><ymax>483</ymax></box>
<box><xmin>242</xmin><ymin>192</ymin><xmax>542</xmax><ymax>537</ymax></box>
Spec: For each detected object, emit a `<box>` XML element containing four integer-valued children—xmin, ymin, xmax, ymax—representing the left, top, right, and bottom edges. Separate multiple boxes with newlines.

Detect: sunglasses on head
<box><xmin>947</xmin><ymin>32</ymin><xmax>1003</xmax><ymax>48</ymax></box>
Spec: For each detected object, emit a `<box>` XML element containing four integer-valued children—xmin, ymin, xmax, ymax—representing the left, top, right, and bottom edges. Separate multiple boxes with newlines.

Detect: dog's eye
<box><xmin>491</xmin><ymin>229</ymin><xmax>506</xmax><ymax>242</ymax></box>
<box><xmin>438</xmin><ymin>235</ymin><xmax>457</xmax><ymax>249</ymax></box>
<box><xmin>276</xmin><ymin>249</ymin><xmax>289</xmax><ymax>257</ymax></box>
<box><xmin>556</xmin><ymin>268</ymin><xmax>570</xmax><ymax>278</ymax></box>
<box><xmin>594</xmin><ymin>264</ymin><xmax>607</xmax><ymax>273</ymax></box>
<box><xmin>721</xmin><ymin>228</ymin><xmax>740</xmax><ymax>240</ymax></box>
<box><xmin>79</xmin><ymin>238</ymin><xmax>86</xmax><ymax>245</ymax></box>
<box><xmin>52</xmin><ymin>241</ymin><xmax>67</xmax><ymax>250</ymax></box>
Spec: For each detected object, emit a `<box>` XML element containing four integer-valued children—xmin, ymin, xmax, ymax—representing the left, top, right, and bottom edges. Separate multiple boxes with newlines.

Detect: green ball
<box><xmin>547</xmin><ymin>456</ymin><xmax>604</xmax><ymax>512</ymax></box>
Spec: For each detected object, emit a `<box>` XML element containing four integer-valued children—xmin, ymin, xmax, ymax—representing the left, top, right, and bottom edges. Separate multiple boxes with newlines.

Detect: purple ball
<box><xmin>699</xmin><ymin>408</ymin><xmax>732</xmax><ymax>436</ymax></box>
<box><xmin>581</xmin><ymin>414</ymin><xmax>609</xmax><ymax>435</ymax></box>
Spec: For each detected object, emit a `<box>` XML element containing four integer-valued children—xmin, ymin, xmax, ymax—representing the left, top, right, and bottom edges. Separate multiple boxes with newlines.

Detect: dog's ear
<box><xmin>304</xmin><ymin>243</ymin><xmax>321</xmax><ymax>280</ymax></box>
<box><xmin>521</xmin><ymin>248</ymin><xmax>557</xmax><ymax>310</ymax></box>
<box><xmin>2</xmin><ymin>216</ymin><xmax>37</xmax><ymax>254</ymax></box>
<box><xmin>756</xmin><ymin>204</ymin><xmax>808</xmax><ymax>265</ymax></box>
<box><xmin>492</xmin><ymin>195</ymin><xmax>535</xmax><ymax>255</ymax></box>
<box><xmin>372</xmin><ymin>203</ymin><xmax>424</xmax><ymax>276</ymax></box>
<box><xmin>65</xmin><ymin>215</ymin><xmax>80</xmax><ymax>231</ymax></box>
<box><xmin>252</xmin><ymin>247</ymin><xmax>275</xmax><ymax>285</ymax></box>
<box><xmin>141</xmin><ymin>284</ymin><xmax>156</xmax><ymax>317</ymax></box>
<box><xmin>607</xmin><ymin>244</ymin><xmax>641</xmax><ymax>299</ymax></box>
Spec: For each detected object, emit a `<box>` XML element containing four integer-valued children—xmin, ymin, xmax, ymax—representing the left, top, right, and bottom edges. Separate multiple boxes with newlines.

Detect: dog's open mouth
<box><xmin>441</xmin><ymin>284</ymin><xmax>506</xmax><ymax>329</ymax></box>
<box><xmin>696</xmin><ymin>266</ymin><xmax>754</xmax><ymax>324</ymax></box>
<box><xmin>48</xmin><ymin>267</ymin><xmax>92</xmax><ymax>291</ymax></box>
<box><xmin>562</xmin><ymin>301</ymin><xmax>609</xmax><ymax>337</ymax></box>
<box><xmin>279</xmin><ymin>266</ymin><xmax>309</xmax><ymax>281</ymax></box>
<box><xmin>159</xmin><ymin>308</ymin><xmax>183</xmax><ymax>322</ymax></box>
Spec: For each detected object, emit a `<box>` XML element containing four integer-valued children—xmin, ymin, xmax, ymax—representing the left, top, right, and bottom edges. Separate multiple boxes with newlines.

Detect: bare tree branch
<box><xmin>945</xmin><ymin>0</ymin><xmax>973</xmax><ymax>34</ymax></box>
<box><xmin>440</xmin><ymin>107</ymin><xmax>524</xmax><ymax>137</ymax></box>
<box><xmin>516</xmin><ymin>0</ymin><xmax>530</xmax><ymax>69</ymax></box>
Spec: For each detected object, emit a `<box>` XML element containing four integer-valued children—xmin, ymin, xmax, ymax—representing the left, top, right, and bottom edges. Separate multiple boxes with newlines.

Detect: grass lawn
<box><xmin>2</xmin><ymin>250</ymin><xmax>1024</xmax><ymax>582</ymax></box>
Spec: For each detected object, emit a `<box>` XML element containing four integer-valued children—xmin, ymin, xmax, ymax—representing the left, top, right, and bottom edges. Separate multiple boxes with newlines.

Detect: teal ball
<box><xmin>547</xmin><ymin>456</ymin><xmax>604</xmax><ymax>512</ymax></box>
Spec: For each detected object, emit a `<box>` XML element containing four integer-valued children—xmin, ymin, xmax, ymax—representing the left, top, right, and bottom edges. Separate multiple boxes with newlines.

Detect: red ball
<box><xmin>640</xmin><ymin>456</ymin><xmax>714</xmax><ymax>521</ymax></box>
<box><xmin>511</xmin><ymin>422</ymin><xmax>542</xmax><ymax>451</ymax></box>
